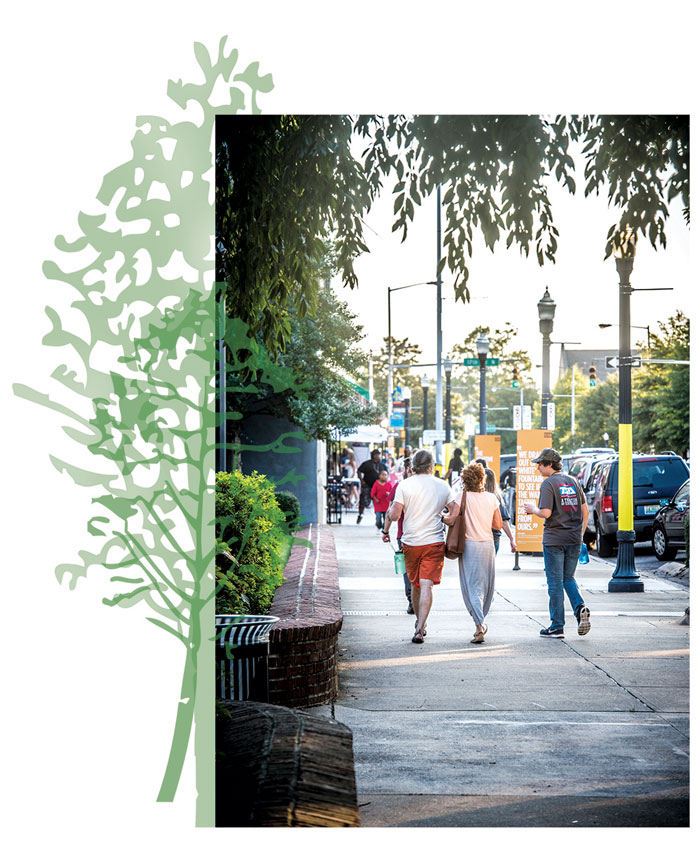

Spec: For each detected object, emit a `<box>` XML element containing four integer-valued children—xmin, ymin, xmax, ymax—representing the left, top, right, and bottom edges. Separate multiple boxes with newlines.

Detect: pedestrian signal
<box><xmin>589</xmin><ymin>365</ymin><xmax>597</xmax><ymax>387</ymax></box>
<box><xmin>512</xmin><ymin>367</ymin><xmax>520</xmax><ymax>389</ymax></box>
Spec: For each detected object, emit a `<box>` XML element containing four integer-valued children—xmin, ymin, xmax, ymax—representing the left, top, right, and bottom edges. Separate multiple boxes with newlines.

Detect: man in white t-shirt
<box><xmin>382</xmin><ymin>449</ymin><xmax>459</xmax><ymax>643</ymax></box>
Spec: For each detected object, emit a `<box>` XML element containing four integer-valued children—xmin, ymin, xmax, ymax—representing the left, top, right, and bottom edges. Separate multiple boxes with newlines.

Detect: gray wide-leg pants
<box><xmin>458</xmin><ymin>540</ymin><xmax>496</xmax><ymax>627</ymax></box>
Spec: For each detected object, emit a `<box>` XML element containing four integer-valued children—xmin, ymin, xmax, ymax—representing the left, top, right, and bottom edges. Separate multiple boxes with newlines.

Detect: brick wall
<box><xmin>216</xmin><ymin>700</ymin><xmax>360</xmax><ymax>827</ymax></box>
<box><xmin>268</xmin><ymin>524</ymin><xmax>342</xmax><ymax>708</ymax></box>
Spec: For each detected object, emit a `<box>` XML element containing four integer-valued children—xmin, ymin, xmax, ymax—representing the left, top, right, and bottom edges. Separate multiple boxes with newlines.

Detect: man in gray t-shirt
<box><xmin>524</xmin><ymin>448</ymin><xmax>591</xmax><ymax>638</ymax></box>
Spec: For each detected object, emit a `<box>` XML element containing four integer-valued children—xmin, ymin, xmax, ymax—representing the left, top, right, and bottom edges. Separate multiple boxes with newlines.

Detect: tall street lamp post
<box><xmin>443</xmin><ymin>358</ymin><xmax>453</xmax><ymax>443</ymax></box>
<box><xmin>403</xmin><ymin>386</ymin><xmax>412</xmax><ymax>452</ymax></box>
<box><xmin>537</xmin><ymin>287</ymin><xmax>556</xmax><ymax>429</ymax></box>
<box><xmin>421</xmin><ymin>374</ymin><xmax>430</xmax><ymax>433</ymax></box>
<box><xmin>609</xmin><ymin>228</ymin><xmax>644</xmax><ymax>592</ymax></box>
<box><xmin>476</xmin><ymin>334</ymin><xmax>490</xmax><ymax>435</ymax></box>
<box><xmin>387</xmin><ymin>281</ymin><xmax>437</xmax><ymax>424</ymax></box>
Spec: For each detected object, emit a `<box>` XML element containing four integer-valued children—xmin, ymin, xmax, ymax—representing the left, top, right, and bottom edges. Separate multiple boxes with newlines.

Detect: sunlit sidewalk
<box><xmin>308</xmin><ymin>520</ymin><xmax>689</xmax><ymax>827</ymax></box>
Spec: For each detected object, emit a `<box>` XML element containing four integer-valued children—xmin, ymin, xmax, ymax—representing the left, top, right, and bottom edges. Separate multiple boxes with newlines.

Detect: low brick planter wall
<box><xmin>216</xmin><ymin>700</ymin><xmax>360</xmax><ymax>827</ymax></box>
<box><xmin>268</xmin><ymin>523</ymin><xmax>342</xmax><ymax>708</ymax></box>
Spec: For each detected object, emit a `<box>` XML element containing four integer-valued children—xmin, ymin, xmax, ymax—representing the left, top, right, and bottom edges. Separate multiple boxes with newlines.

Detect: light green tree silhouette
<box><xmin>13</xmin><ymin>39</ymin><xmax>274</xmax><ymax>826</ymax></box>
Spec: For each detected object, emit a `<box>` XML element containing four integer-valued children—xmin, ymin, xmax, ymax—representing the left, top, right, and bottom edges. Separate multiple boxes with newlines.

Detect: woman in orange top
<box><xmin>455</xmin><ymin>462</ymin><xmax>502</xmax><ymax>643</ymax></box>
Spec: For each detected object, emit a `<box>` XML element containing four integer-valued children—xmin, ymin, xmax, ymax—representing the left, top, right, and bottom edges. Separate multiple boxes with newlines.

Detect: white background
<box><xmin>2</xmin><ymin>2</ymin><xmax>696</xmax><ymax>841</ymax></box>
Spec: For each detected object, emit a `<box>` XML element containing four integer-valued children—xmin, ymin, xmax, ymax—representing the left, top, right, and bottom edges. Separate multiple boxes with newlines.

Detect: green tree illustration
<box><xmin>13</xmin><ymin>39</ymin><xmax>274</xmax><ymax>826</ymax></box>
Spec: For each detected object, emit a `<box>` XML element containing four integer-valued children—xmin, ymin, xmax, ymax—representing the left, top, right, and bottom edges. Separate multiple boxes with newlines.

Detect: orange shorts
<box><xmin>403</xmin><ymin>542</ymin><xmax>445</xmax><ymax>587</ymax></box>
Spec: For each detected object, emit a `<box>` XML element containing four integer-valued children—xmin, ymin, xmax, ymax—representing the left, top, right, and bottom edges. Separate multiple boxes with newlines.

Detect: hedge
<box><xmin>215</xmin><ymin>470</ymin><xmax>289</xmax><ymax>615</ymax></box>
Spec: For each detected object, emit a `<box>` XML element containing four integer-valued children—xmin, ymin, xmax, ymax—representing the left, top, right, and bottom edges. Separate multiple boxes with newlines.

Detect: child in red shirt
<box><xmin>371</xmin><ymin>470</ymin><xmax>392</xmax><ymax>531</ymax></box>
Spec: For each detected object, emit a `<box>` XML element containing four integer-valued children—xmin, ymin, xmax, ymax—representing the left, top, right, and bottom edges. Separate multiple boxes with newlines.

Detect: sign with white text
<box><xmin>547</xmin><ymin>402</ymin><xmax>555</xmax><ymax>431</ymax></box>
<box><xmin>515</xmin><ymin>429</ymin><xmax>553</xmax><ymax>552</ymax></box>
<box><xmin>474</xmin><ymin>435</ymin><xmax>501</xmax><ymax>477</ymax></box>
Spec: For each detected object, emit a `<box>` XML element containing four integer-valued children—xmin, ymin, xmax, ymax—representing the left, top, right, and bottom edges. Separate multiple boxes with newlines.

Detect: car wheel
<box><xmin>652</xmin><ymin>525</ymin><xmax>677</xmax><ymax>562</ymax></box>
<box><xmin>595</xmin><ymin>523</ymin><xmax>616</xmax><ymax>557</ymax></box>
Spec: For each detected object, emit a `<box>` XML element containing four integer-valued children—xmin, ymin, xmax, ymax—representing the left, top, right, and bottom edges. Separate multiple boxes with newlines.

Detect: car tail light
<box><xmin>602</xmin><ymin>494</ymin><xmax>614</xmax><ymax>513</ymax></box>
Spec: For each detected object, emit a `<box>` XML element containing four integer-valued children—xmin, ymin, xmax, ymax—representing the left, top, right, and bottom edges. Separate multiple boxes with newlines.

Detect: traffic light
<box><xmin>589</xmin><ymin>365</ymin><xmax>597</xmax><ymax>387</ymax></box>
<box><xmin>512</xmin><ymin>366</ymin><xmax>520</xmax><ymax>389</ymax></box>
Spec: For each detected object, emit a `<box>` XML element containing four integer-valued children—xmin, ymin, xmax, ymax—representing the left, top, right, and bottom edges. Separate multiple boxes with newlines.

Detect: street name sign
<box><xmin>422</xmin><ymin>429</ymin><xmax>446</xmax><ymax>443</ymax></box>
<box><xmin>463</xmin><ymin>357</ymin><xmax>500</xmax><ymax>366</ymax></box>
<box><xmin>606</xmin><ymin>355</ymin><xmax>641</xmax><ymax>369</ymax></box>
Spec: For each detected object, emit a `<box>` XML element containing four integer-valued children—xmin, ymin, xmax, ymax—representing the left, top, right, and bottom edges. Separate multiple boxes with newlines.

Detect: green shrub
<box><xmin>275</xmin><ymin>490</ymin><xmax>301</xmax><ymax>532</ymax></box>
<box><xmin>215</xmin><ymin>470</ymin><xmax>288</xmax><ymax>615</ymax></box>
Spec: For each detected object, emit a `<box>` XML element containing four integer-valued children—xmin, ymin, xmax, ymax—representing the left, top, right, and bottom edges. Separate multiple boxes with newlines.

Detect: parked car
<box><xmin>652</xmin><ymin>479</ymin><xmax>690</xmax><ymax>561</ymax></box>
<box><xmin>581</xmin><ymin>456</ymin><xmax>616</xmax><ymax>543</ymax></box>
<box><xmin>588</xmin><ymin>454</ymin><xmax>690</xmax><ymax>556</ymax></box>
<box><xmin>500</xmin><ymin>453</ymin><xmax>516</xmax><ymax>477</ymax></box>
<box><xmin>560</xmin><ymin>453</ymin><xmax>577</xmax><ymax>473</ymax></box>
<box><xmin>568</xmin><ymin>453</ymin><xmax>614</xmax><ymax>490</ymax></box>
<box><xmin>501</xmin><ymin>466</ymin><xmax>516</xmax><ymax>517</ymax></box>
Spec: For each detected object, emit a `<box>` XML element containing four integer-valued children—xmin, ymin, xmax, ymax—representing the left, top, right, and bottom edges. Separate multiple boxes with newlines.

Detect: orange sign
<box><xmin>474</xmin><ymin>435</ymin><xmax>501</xmax><ymax>478</ymax></box>
<box><xmin>515</xmin><ymin>430</ymin><xmax>553</xmax><ymax>552</ymax></box>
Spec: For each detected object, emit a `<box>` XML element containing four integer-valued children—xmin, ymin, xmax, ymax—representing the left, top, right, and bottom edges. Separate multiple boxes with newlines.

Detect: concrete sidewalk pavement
<box><xmin>309</xmin><ymin>520</ymin><xmax>690</xmax><ymax>827</ymax></box>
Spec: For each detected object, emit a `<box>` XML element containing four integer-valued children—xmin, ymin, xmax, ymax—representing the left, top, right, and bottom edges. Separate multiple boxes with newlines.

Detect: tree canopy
<box><xmin>548</xmin><ymin>312</ymin><xmax>689</xmax><ymax>456</ymax></box>
<box><xmin>632</xmin><ymin>311</ymin><xmax>689</xmax><ymax>455</ymax></box>
<box><xmin>216</xmin><ymin>114</ymin><xmax>689</xmax><ymax>352</ymax></box>
<box><xmin>228</xmin><ymin>289</ymin><xmax>378</xmax><ymax>445</ymax></box>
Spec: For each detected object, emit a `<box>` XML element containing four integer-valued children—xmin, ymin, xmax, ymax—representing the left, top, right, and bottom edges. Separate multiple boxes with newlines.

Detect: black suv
<box><xmin>588</xmin><ymin>454</ymin><xmax>690</xmax><ymax>556</ymax></box>
<box><xmin>652</xmin><ymin>479</ymin><xmax>690</xmax><ymax>561</ymax></box>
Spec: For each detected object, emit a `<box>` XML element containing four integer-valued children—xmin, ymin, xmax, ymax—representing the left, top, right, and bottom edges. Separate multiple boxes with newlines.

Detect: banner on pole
<box><xmin>515</xmin><ymin>429</ymin><xmax>553</xmax><ymax>552</ymax></box>
<box><xmin>474</xmin><ymin>435</ymin><xmax>501</xmax><ymax>479</ymax></box>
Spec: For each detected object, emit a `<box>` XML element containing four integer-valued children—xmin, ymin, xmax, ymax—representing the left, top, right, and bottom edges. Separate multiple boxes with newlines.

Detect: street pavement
<box><xmin>308</xmin><ymin>514</ymin><xmax>690</xmax><ymax>828</ymax></box>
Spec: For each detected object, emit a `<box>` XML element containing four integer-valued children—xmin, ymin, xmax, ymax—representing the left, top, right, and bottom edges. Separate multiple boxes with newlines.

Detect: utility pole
<box><xmin>435</xmin><ymin>184</ymin><xmax>443</xmax><ymax>466</ymax></box>
<box><xmin>387</xmin><ymin>289</ymin><xmax>393</xmax><ymax>423</ymax></box>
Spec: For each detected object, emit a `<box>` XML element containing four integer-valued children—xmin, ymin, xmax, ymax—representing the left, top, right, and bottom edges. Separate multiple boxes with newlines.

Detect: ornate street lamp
<box><xmin>475</xmin><ymin>334</ymin><xmax>490</xmax><ymax>435</ymax></box>
<box><xmin>537</xmin><ymin>287</ymin><xmax>556</xmax><ymax>428</ymax></box>
<box><xmin>609</xmin><ymin>226</ymin><xmax>644</xmax><ymax>592</ymax></box>
<box><xmin>421</xmin><ymin>374</ymin><xmax>430</xmax><ymax>432</ymax></box>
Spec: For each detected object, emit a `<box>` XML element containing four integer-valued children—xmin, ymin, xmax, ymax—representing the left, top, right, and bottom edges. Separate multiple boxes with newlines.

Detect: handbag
<box><xmin>444</xmin><ymin>488</ymin><xmax>467</xmax><ymax>559</ymax></box>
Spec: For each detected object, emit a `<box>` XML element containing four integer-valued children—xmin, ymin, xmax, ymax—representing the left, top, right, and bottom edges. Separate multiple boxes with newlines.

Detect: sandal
<box><xmin>411</xmin><ymin>632</ymin><xmax>424</xmax><ymax>644</ymax></box>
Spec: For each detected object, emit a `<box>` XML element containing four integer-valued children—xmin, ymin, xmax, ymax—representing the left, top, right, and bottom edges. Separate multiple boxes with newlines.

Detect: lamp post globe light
<box><xmin>475</xmin><ymin>334</ymin><xmax>490</xmax><ymax>435</ymax></box>
<box><xmin>444</xmin><ymin>358</ymin><xmax>453</xmax><ymax>443</ymax></box>
<box><xmin>609</xmin><ymin>226</ymin><xmax>644</xmax><ymax>592</ymax></box>
<box><xmin>420</xmin><ymin>374</ymin><xmax>430</xmax><ymax>433</ymax></box>
<box><xmin>537</xmin><ymin>287</ymin><xmax>556</xmax><ymax>429</ymax></box>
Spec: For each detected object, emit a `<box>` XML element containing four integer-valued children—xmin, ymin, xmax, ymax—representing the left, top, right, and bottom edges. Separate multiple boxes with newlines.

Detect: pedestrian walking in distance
<box><xmin>386</xmin><ymin>458</ymin><xmax>415</xmax><ymax>614</ymax></box>
<box><xmin>484</xmin><ymin>468</ymin><xmax>517</xmax><ymax>554</ymax></box>
<box><xmin>371</xmin><ymin>469</ymin><xmax>392</xmax><ymax>531</ymax></box>
<box><xmin>450</xmin><ymin>462</ymin><xmax>502</xmax><ymax>644</ymax></box>
<box><xmin>524</xmin><ymin>447</ymin><xmax>591</xmax><ymax>638</ymax></box>
<box><xmin>382</xmin><ymin>449</ymin><xmax>459</xmax><ymax>643</ymax></box>
<box><xmin>357</xmin><ymin>449</ymin><xmax>387</xmax><ymax>524</ymax></box>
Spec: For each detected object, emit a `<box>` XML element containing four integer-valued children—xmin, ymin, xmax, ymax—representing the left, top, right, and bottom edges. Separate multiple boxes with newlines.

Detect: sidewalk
<box><xmin>309</xmin><ymin>520</ymin><xmax>690</xmax><ymax>827</ymax></box>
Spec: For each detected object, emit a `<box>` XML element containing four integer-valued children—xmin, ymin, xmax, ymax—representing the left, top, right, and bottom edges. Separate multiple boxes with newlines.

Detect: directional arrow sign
<box><xmin>606</xmin><ymin>355</ymin><xmax>642</xmax><ymax>369</ymax></box>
